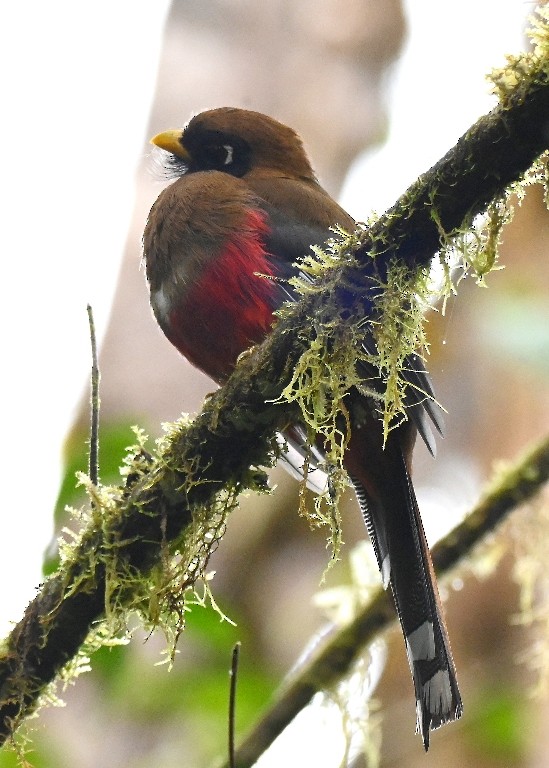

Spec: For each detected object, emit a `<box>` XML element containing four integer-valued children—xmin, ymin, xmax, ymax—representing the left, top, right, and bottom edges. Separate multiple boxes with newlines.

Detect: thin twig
<box><xmin>228</xmin><ymin>642</ymin><xmax>241</xmax><ymax>768</ymax></box>
<box><xmin>86</xmin><ymin>304</ymin><xmax>100</xmax><ymax>487</ymax></box>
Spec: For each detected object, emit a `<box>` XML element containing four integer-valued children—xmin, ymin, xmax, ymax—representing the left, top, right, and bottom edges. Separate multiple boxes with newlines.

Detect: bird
<box><xmin>143</xmin><ymin>107</ymin><xmax>462</xmax><ymax>749</ymax></box>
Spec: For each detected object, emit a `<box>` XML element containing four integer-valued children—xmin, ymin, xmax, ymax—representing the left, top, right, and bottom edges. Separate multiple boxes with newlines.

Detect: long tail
<box><xmin>349</xmin><ymin>445</ymin><xmax>462</xmax><ymax>749</ymax></box>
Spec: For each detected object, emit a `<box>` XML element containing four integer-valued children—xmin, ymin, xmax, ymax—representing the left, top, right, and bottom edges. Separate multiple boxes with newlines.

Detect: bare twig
<box><xmin>228</xmin><ymin>642</ymin><xmax>241</xmax><ymax>768</ymax></box>
<box><xmin>86</xmin><ymin>304</ymin><xmax>100</xmax><ymax>488</ymax></box>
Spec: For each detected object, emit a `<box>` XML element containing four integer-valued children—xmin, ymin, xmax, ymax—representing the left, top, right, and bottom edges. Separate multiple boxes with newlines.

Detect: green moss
<box><xmin>489</xmin><ymin>5</ymin><xmax>549</xmax><ymax>105</ymax></box>
<box><xmin>37</xmin><ymin>420</ymin><xmax>267</xmax><ymax>722</ymax></box>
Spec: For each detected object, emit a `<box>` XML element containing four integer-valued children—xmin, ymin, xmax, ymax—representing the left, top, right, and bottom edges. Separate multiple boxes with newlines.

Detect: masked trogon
<box><xmin>143</xmin><ymin>107</ymin><xmax>462</xmax><ymax>748</ymax></box>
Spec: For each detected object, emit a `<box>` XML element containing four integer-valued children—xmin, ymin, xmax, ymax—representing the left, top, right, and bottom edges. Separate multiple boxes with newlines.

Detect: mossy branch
<box><xmin>219</xmin><ymin>436</ymin><xmax>549</xmax><ymax>768</ymax></box>
<box><xmin>354</xmin><ymin>69</ymin><xmax>549</xmax><ymax>270</ymax></box>
<box><xmin>1</xmin><ymin>48</ymin><xmax>549</xmax><ymax>747</ymax></box>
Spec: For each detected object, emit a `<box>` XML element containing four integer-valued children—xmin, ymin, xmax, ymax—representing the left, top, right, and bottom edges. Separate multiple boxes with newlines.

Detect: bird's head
<box><xmin>151</xmin><ymin>107</ymin><xmax>317</xmax><ymax>182</ymax></box>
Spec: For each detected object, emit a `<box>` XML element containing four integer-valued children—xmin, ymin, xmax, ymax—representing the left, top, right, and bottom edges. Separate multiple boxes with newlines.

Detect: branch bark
<box><xmin>1</xmin><ymin>65</ymin><xmax>548</xmax><ymax>745</ymax></box>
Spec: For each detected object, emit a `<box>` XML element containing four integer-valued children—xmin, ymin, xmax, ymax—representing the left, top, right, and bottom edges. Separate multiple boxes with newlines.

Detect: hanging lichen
<box><xmin>48</xmin><ymin>421</ymin><xmax>268</xmax><ymax>691</ymax></box>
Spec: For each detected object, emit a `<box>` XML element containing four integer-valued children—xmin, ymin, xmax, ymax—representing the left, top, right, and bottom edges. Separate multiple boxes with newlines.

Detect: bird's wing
<box><xmin>259</xmin><ymin>199</ymin><xmax>337</xmax><ymax>281</ymax></box>
<box><xmin>256</xmin><ymin>195</ymin><xmax>443</xmax><ymax>467</ymax></box>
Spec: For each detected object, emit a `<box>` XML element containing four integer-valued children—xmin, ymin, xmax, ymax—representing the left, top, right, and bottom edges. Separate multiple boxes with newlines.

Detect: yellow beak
<box><xmin>150</xmin><ymin>130</ymin><xmax>190</xmax><ymax>162</ymax></box>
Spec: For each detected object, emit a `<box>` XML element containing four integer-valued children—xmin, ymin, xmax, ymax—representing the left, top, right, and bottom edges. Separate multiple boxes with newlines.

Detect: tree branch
<box><xmin>221</xmin><ymin>436</ymin><xmax>549</xmax><ymax>768</ymax></box>
<box><xmin>1</xmin><ymin>63</ymin><xmax>548</xmax><ymax>745</ymax></box>
<box><xmin>358</xmin><ymin>71</ymin><xmax>549</xmax><ymax>267</ymax></box>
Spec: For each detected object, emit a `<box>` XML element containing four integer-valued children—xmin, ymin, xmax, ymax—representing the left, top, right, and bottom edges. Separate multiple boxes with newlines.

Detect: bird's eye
<box><xmin>186</xmin><ymin>133</ymin><xmax>250</xmax><ymax>176</ymax></box>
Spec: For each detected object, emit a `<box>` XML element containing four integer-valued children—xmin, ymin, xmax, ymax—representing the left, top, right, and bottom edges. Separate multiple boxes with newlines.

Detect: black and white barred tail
<box><xmin>352</xmin><ymin>449</ymin><xmax>462</xmax><ymax>750</ymax></box>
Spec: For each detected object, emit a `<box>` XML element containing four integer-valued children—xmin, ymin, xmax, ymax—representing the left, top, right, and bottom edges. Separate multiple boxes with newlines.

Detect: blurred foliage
<box><xmin>0</xmin><ymin>752</ymin><xmax>46</xmax><ymax>768</ymax></box>
<box><xmin>467</xmin><ymin>685</ymin><xmax>530</xmax><ymax>765</ymax></box>
<box><xmin>44</xmin><ymin>421</ymin><xmax>140</xmax><ymax>575</ymax></box>
<box><xmin>92</xmin><ymin>603</ymin><xmax>277</xmax><ymax>725</ymax></box>
<box><xmin>0</xmin><ymin>750</ymin><xmax>22</xmax><ymax>768</ymax></box>
<box><xmin>481</xmin><ymin>293</ymin><xmax>549</xmax><ymax>372</ymax></box>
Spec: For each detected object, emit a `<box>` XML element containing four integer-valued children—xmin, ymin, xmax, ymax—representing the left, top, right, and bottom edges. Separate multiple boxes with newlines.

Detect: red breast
<box><xmin>145</xmin><ymin>171</ymin><xmax>280</xmax><ymax>381</ymax></box>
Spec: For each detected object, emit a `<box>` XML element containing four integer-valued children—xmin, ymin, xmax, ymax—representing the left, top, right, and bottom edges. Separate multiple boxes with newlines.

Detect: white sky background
<box><xmin>341</xmin><ymin>0</ymin><xmax>532</xmax><ymax>216</ymax></box>
<box><xmin>0</xmin><ymin>0</ymin><xmax>531</xmax><ymax>642</ymax></box>
<box><xmin>0</xmin><ymin>2</ymin><xmax>171</xmax><ymax>636</ymax></box>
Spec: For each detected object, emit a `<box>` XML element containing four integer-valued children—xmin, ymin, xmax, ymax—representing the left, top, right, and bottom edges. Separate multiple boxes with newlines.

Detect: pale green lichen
<box><xmin>51</xmin><ymin>421</ymin><xmax>257</xmax><ymax>684</ymax></box>
<box><xmin>524</xmin><ymin>151</ymin><xmax>549</xmax><ymax>208</ymax></box>
<box><xmin>276</xmin><ymin>228</ymin><xmax>373</xmax><ymax>559</ymax></box>
<box><xmin>362</xmin><ymin>259</ymin><xmax>433</xmax><ymax>437</ymax></box>
<box><xmin>274</xmin><ymin>201</ymin><xmax>512</xmax><ymax>559</ymax></box>
<box><xmin>318</xmin><ymin>657</ymin><xmax>382</xmax><ymax>768</ymax></box>
<box><xmin>430</xmin><ymin>190</ymin><xmax>511</xmax><ymax>306</ymax></box>
<box><xmin>489</xmin><ymin>4</ymin><xmax>549</xmax><ymax>104</ymax></box>
<box><xmin>2</xmin><ymin>729</ymin><xmax>35</xmax><ymax>768</ymax></box>
<box><xmin>10</xmin><ymin>406</ymin><xmax>273</xmax><ymax>737</ymax></box>
<box><xmin>128</xmin><ymin>484</ymin><xmax>239</xmax><ymax>661</ymax></box>
<box><xmin>274</xmin><ymin>52</ymin><xmax>549</xmax><ymax>551</ymax></box>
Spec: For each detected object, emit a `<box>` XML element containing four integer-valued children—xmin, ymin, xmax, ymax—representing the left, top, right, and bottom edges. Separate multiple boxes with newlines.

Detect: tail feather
<box><xmin>350</xmin><ymin>448</ymin><xmax>462</xmax><ymax>749</ymax></box>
